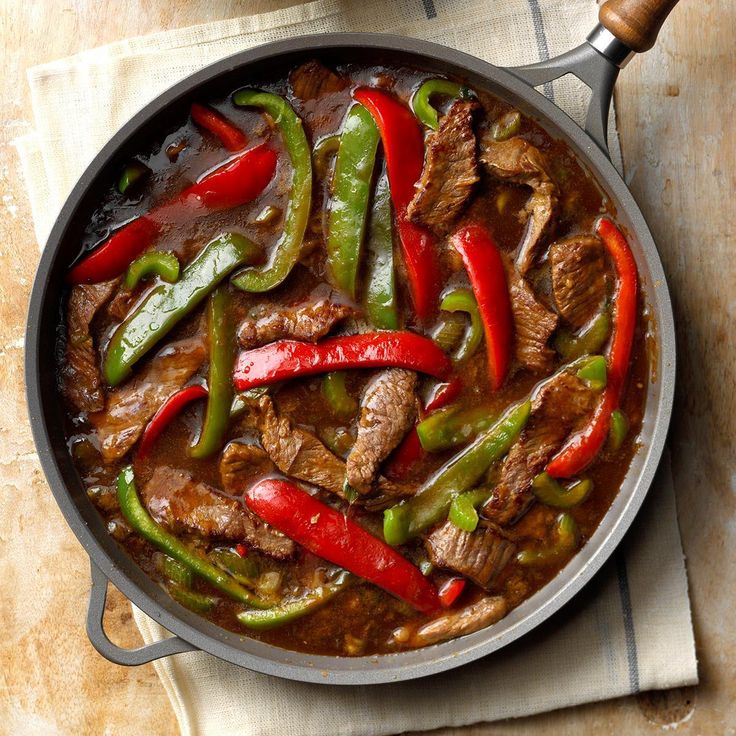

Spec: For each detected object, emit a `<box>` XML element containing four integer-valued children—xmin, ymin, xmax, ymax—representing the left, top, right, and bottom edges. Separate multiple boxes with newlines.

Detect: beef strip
<box><xmin>238</xmin><ymin>298</ymin><xmax>354</xmax><ymax>349</ymax></box>
<box><xmin>142</xmin><ymin>466</ymin><xmax>295</xmax><ymax>559</ymax></box>
<box><xmin>508</xmin><ymin>268</ymin><xmax>559</xmax><ymax>373</ymax></box>
<box><xmin>407</xmin><ymin>99</ymin><xmax>479</xmax><ymax>235</ymax></box>
<box><xmin>251</xmin><ymin>394</ymin><xmax>408</xmax><ymax>501</ymax></box>
<box><xmin>425</xmin><ymin>520</ymin><xmax>515</xmax><ymax>588</ymax></box>
<box><xmin>483</xmin><ymin>371</ymin><xmax>596</xmax><ymax>525</ymax></box>
<box><xmin>549</xmin><ymin>234</ymin><xmax>608</xmax><ymax>329</ymax></box>
<box><xmin>405</xmin><ymin>596</ymin><xmax>508</xmax><ymax>648</ymax></box>
<box><xmin>346</xmin><ymin>369</ymin><xmax>418</xmax><ymax>494</ymax></box>
<box><xmin>61</xmin><ymin>279</ymin><xmax>119</xmax><ymax>413</ymax></box>
<box><xmin>289</xmin><ymin>60</ymin><xmax>348</xmax><ymax>100</ymax></box>
<box><xmin>480</xmin><ymin>136</ymin><xmax>557</xmax><ymax>273</ymax></box>
<box><xmin>219</xmin><ymin>441</ymin><xmax>276</xmax><ymax>493</ymax></box>
<box><xmin>92</xmin><ymin>337</ymin><xmax>205</xmax><ymax>461</ymax></box>
<box><xmin>253</xmin><ymin>394</ymin><xmax>349</xmax><ymax>498</ymax></box>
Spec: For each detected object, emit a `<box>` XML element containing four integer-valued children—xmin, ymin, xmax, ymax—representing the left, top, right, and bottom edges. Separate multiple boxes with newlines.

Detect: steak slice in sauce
<box><xmin>425</xmin><ymin>520</ymin><xmax>515</xmax><ymax>589</ymax></box>
<box><xmin>253</xmin><ymin>394</ymin><xmax>349</xmax><ymax>499</ymax></box>
<box><xmin>346</xmin><ymin>368</ymin><xmax>418</xmax><ymax>494</ymax></box>
<box><xmin>142</xmin><ymin>466</ymin><xmax>295</xmax><ymax>559</ymax></box>
<box><xmin>406</xmin><ymin>99</ymin><xmax>479</xmax><ymax>235</ymax></box>
<box><xmin>483</xmin><ymin>371</ymin><xmax>596</xmax><ymax>525</ymax></box>
<box><xmin>549</xmin><ymin>234</ymin><xmax>608</xmax><ymax>329</ymax></box>
<box><xmin>237</xmin><ymin>298</ymin><xmax>354</xmax><ymax>349</ymax></box>
<box><xmin>92</xmin><ymin>337</ymin><xmax>205</xmax><ymax>462</ymax></box>
<box><xmin>480</xmin><ymin>136</ymin><xmax>557</xmax><ymax>274</ymax></box>
<box><xmin>508</xmin><ymin>268</ymin><xmax>559</xmax><ymax>373</ymax></box>
<box><xmin>405</xmin><ymin>596</ymin><xmax>508</xmax><ymax>648</ymax></box>
<box><xmin>61</xmin><ymin>279</ymin><xmax>119</xmax><ymax>414</ymax></box>
<box><xmin>219</xmin><ymin>442</ymin><xmax>276</xmax><ymax>493</ymax></box>
<box><xmin>289</xmin><ymin>60</ymin><xmax>348</xmax><ymax>100</ymax></box>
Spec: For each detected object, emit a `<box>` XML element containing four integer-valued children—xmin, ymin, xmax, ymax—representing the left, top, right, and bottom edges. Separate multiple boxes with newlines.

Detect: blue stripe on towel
<box><xmin>526</xmin><ymin>0</ymin><xmax>555</xmax><ymax>101</ymax></box>
<box><xmin>616</xmin><ymin>553</ymin><xmax>641</xmax><ymax>693</ymax></box>
<box><xmin>421</xmin><ymin>0</ymin><xmax>437</xmax><ymax>19</ymax></box>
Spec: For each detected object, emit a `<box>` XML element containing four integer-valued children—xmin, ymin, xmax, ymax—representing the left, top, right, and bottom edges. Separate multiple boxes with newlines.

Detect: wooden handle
<box><xmin>599</xmin><ymin>0</ymin><xmax>680</xmax><ymax>52</ymax></box>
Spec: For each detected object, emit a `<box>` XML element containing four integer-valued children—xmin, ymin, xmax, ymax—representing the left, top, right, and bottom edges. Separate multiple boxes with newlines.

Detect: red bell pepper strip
<box><xmin>245</xmin><ymin>479</ymin><xmax>441</xmax><ymax>615</ymax></box>
<box><xmin>137</xmin><ymin>384</ymin><xmax>207</xmax><ymax>459</ymax></box>
<box><xmin>450</xmin><ymin>224</ymin><xmax>512</xmax><ymax>391</ymax></box>
<box><xmin>233</xmin><ymin>332</ymin><xmax>451</xmax><ymax>391</ymax></box>
<box><xmin>353</xmin><ymin>87</ymin><xmax>440</xmax><ymax>319</ymax></box>
<box><xmin>68</xmin><ymin>143</ymin><xmax>277</xmax><ymax>284</ymax></box>
<box><xmin>191</xmin><ymin>103</ymin><xmax>248</xmax><ymax>152</ymax></box>
<box><xmin>546</xmin><ymin>218</ymin><xmax>638</xmax><ymax>477</ymax></box>
<box><xmin>438</xmin><ymin>577</ymin><xmax>466</xmax><ymax>608</ymax></box>
<box><xmin>385</xmin><ymin>376</ymin><xmax>463</xmax><ymax>479</ymax></box>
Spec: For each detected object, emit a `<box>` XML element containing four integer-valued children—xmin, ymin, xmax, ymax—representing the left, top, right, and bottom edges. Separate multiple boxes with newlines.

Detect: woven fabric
<box><xmin>16</xmin><ymin>2</ymin><xmax>697</xmax><ymax>734</ymax></box>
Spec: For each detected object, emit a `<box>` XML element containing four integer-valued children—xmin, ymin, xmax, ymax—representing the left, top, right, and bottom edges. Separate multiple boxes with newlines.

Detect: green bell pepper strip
<box><xmin>157</xmin><ymin>554</ymin><xmax>193</xmax><ymax>588</ymax></box>
<box><xmin>555</xmin><ymin>311</ymin><xmax>612</xmax><ymax>361</ymax></box>
<box><xmin>448</xmin><ymin>493</ymin><xmax>479</xmax><ymax>532</ymax></box>
<box><xmin>517</xmin><ymin>512</ymin><xmax>579</xmax><ymax>566</ymax></box>
<box><xmin>169</xmin><ymin>586</ymin><xmax>218</xmax><ymax>613</ymax></box>
<box><xmin>236</xmin><ymin>572</ymin><xmax>353</xmax><ymax>631</ymax></box>
<box><xmin>608</xmin><ymin>409</ymin><xmax>629</xmax><ymax>451</ymax></box>
<box><xmin>364</xmin><ymin>168</ymin><xmax>399</xmax><ymax>330</ymax></box>
<box><xmin>326</xmin><ymin>104</ymin><xmax>380</xmax><ymax>298</ymax></box>
<box><xmin>491</xmin><ymin>110</ymin><xmax>522</xmax><ymax>141</ymax></box>
<box><xmin>118</xmin><ymin>160</ymin><xmax>149</xmax><ymax>195</ymax></box>
<box><xmin>104</xmin><ymin>233</ymin><xmax>261</xmax><ymax>387</ymax></box>
<box><xmin>320</xmin><ymin>426</ymin><xmax>355</xmax><ymax>457</ymax></box>
<box><xmin>231</xmin><ymin>90</ymin><xmax>312</xmax><ymax>293</ymax></box>
<box><xmin>322</xmin><ymin>371</ymin><xmax>357</xmax><ymax>419</ymax></box>
<box><xmin>411</xmin><ymin>79</ymin><xmax>472</xmax><ymax>130</ymax></box>
<box><xmin>312</xmin><ymin>134</ymin><xmax>340</xmax><ymax>179</ymax></box>
<box><xmin>230</xmin><ymin>386</ymin><xmax>270</xmax><ymax>419</ymax></box>
<box><xmin>116</xmin><ymin>466</ymin><xmax>271</xmax><ymax>608</ymax></box>
<box><xmin>124</xmin><ymin>251</ymin><xmax>180</xmax><ymax>289</ymax></box>
<box><xmin>189</xmin><ymin>287</ymin><xmax>234</xmax><ymax>459</ymax></box>
<box><xmin>576</xmin><ymin>355</ymin><xmax>608</xmax><ymax>391</ymax></box>
<box><xmin>209</xmin><ymin>548</ymin><xmax>259</xmax><ymax>584</ymax></box>
<box><xmin>532</xmin><ymin>472</ymin><xmax>593</xmax><ymax>509</ymax></box>
<box><xmin>383</xmin><ymin>400</ymin><xmax>532</xmax><ymax>545</ymax></box>
<box><xmin>439</xmin><ymin>288</ymin><xmax>483</xmax><ymax>362</ymax></box>
<box><xmin>432</xmin><ymin>312</ymin><xmax>466</xmax><ymax>353</ymax></box>
<box><xmin>416</xmin><ymin>405</ymin><xmax>495</xmax><ymax>453</ymax></box>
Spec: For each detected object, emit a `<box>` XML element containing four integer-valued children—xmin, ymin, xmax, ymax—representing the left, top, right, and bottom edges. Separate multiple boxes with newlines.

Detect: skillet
<box><xmin>25</xmin><ymin>0</ymin><xmax>679</xmax><ymax>684</ymax></box>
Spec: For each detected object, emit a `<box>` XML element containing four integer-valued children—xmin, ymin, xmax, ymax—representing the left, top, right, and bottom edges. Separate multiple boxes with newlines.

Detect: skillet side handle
<box><xmin>86</xmin><ymin>560</ymin><xmax>197</xmax><ymax>666</ymax></box>
<box><xmin>599</xmin><ymin>0</ymin><xmax>681</xmax><ymax>53</ymax></box>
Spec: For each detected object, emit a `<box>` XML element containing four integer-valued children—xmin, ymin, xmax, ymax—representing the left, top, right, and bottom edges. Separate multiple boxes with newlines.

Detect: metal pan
<box><xmin>25</xmin><ymin>2</ymin><xmax>677</xmax><ymax>685</ymax></box>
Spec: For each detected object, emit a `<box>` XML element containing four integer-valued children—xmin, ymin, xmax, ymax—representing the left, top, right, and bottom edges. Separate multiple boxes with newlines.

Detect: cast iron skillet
<box><xmin>25</xmin><ymin>0</ymin><xmax>679</xmax><ymax>684</ymax></box>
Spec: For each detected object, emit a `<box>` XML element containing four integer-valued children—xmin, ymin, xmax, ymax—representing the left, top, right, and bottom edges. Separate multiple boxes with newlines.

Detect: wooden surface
<box><xmin>1</xmin><ymin>1</ymin><xmax>733</xmax><ymax>733</ymax></box>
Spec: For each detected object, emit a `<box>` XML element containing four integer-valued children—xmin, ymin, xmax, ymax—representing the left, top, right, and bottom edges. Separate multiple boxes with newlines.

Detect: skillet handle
<box><xmin>86</xmin><ymin>560</ymin><xmax>197</xmax><ymax>666</ymax></box>
<box><xmin>599</xmin><ymin>0</ymin><xmax>681</xmax><ymax>53</ymax></box>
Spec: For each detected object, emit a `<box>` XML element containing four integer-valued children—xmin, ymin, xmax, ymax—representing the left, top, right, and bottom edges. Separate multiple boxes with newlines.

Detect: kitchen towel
<box><xmin>15</xmin><ymin>1</ymin><xmax>697</xmax><ymax>734</ymax></box>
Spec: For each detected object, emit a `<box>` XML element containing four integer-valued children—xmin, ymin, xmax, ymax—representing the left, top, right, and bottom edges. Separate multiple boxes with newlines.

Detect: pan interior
<box><xmin>26</xmin><ymin>34</ymin><xmax>674</xmax><ymax>685</ymax></box>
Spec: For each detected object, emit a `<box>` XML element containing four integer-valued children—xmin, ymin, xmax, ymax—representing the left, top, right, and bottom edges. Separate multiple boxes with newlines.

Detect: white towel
<box><xmin>16</xmin><ymin>2</ymin><xmax>697</xmax><ymax>734</ymax></box>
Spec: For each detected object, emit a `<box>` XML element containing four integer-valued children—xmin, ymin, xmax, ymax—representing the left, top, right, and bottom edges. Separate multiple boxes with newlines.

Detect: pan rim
<box><xmin>25</xmin><ymin>32</ymin><xmax>675</xmax><ymax>685</ymax></box>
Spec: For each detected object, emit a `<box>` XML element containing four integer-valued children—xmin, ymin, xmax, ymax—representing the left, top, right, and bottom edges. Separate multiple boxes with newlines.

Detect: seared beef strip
<box><xmin>483</xmin><ymin>371</ymin><xmax>596</xmax><ymax>525</ymax></box>
<box><xmin>480</xmin><ymin>136</ymin><xmax>557</xmax><ymax>273</ymax></box>
<box><xmin>219</xmin><ymin>442</ymin><xmax>276</xmax><ymax>493</ymax></box>
<box><xmin>238</xmin><ymin>298</ymin><xmax>354</xmax><ymax>349</ymax></box>
<box><xmin>142</xmin><ymin>466</ymin><xmax>295</xmax><ymax>559</ymax></box>
<box><xmin>346</xmin><ymin>369</ymin><xmax>418</xmax><ymax>494</ymax></box>
<box><xmin>549</xmin><ymin>234</ymin><xmax>608</xmax><ymax>329</ymax></box>
<box><xmin>426</xmin><ymin>520</ymin><xmax>515</xmax><ymax>588</ymax></box>
<box><xmin>289</xmin><ymin>60</ymin><xmax>348</xmax><ymax>100</ymax></box>
<box><xmin>508</xmin><ymin>268</ymin><xmax>559</xmax><ymax>373</ymax></box>
<box><xmin>252</xmin><ymin>394</ymin><xmax>409</xmax><ymax>501</ymax></box>
<box><xmin>407</xmin><ymin>99</ymin><xmax>479</xmax><ymax>235</ymax></box>
<box><xmin>61</xmin><ymin>279</ymin><xmax>119</xmax><ymax>413</ymax></box>
<box><xmin>92</xmin><ymin>337</ymin><xmax>205</xmax><ymax>461</ymax></box>
<box><xmin>253</xmin><ymin>394</ymin><xmax>349</xmax><ymax>498</ymax></box>
<box><xmin>406</xmin><ymin>596</ymin><xmax>508</xmax><ymax>648</ymax></box>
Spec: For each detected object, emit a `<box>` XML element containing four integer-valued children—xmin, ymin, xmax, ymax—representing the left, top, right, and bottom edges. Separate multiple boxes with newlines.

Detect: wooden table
<box><xmin>1</xmin><ymin>1</ymin><xmax>733</xmax><ymax>733</ymax></box>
